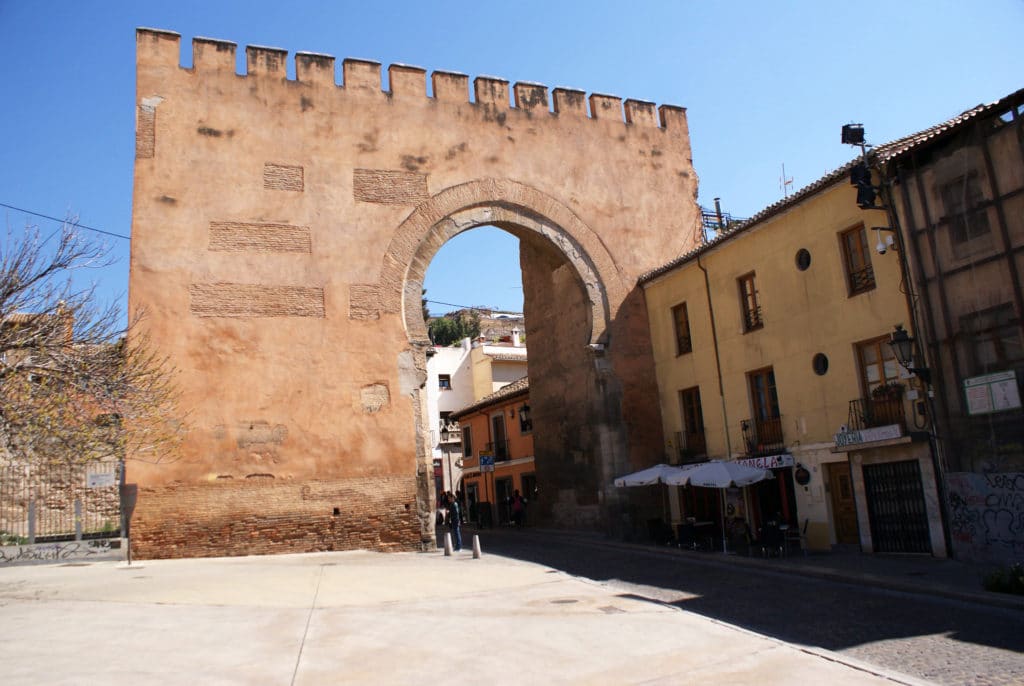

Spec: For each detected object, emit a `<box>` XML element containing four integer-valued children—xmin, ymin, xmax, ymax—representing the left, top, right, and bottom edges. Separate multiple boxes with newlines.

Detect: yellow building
<box><xmin>641</xmin><ymin>173</ymin><xmax>947</xmax><ymax>557</ymax></box>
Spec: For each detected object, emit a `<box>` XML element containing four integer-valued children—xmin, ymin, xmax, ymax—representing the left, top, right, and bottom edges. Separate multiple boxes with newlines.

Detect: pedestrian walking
<box><xmin>510</xmin><ymin>489</ymin><xmax>526</xmax><ymax>528</ymax></box>
<box><xmin>447</xmin><ymin>492</ymin><xmax>463</xmax><ymax>551</ymax></box>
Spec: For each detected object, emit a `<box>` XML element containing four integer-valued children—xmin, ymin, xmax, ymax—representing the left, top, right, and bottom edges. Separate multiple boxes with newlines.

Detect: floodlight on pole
<box><xmin>841</xmin><ymin>124</ymin><xmax>865</xmax><ymax>145</ymax></box>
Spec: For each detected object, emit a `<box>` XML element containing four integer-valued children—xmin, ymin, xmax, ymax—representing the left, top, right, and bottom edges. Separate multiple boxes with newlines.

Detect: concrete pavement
<box><xmin>0</xmin><ymin>544</ymin><xmax>937</xmax><ymax>683</ymax></box>
<box><xmin>0</xmin><ymin>544</ymin><xmax>936</xmax><ymax>685</ymax></box>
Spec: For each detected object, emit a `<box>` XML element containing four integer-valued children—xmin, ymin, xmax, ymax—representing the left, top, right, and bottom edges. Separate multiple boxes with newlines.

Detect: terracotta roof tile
<box><xmin>450</xmin><ymin>376</ymin><xmax>529</xmax><ymax>419</ymax></box>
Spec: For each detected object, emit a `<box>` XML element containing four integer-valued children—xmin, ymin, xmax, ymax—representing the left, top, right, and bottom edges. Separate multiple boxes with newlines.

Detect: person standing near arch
<box><xmin>447</xmin><ymin>492</ymin><xmax>463</xmax><ymax>551</ymax></box>
<box><xmin>511</xmin><ymin>489</ymin><xmax>526</xmax><ymax>528</ymax></box>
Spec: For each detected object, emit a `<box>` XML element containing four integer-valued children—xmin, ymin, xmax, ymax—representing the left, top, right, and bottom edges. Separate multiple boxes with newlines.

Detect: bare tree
<box><xmin>0</xmin><ymin>219</ymin><xmax>184</xmax><ymax>466</ymax></box>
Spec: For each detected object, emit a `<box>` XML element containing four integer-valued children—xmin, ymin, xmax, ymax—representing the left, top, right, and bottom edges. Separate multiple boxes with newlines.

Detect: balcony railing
<box><xmin>674</xmin><ymin>430</ymin><xmax>707</xmax><ymax>464</ymax></box>
<box><xmin>677</xmin><ymin>335</ymin><xmax>693</xmax><ymax>355</ymax></box>
<box><xmin>439</xmin><ymin>430</ymin><xmax>462</xmax><ymax>444</ymax></box>
<box><xmin>743</xmin><ymin>305</ymin><xmax>763</xmax><ymax>332</ymax></box>
<box><xmin>848</xmin><ymin>265</ymin><xmax>876</xmax><ymax>293</ymax></box>
<box><xmin>741</xmin><ymin>415</ymin><xmax>785</xmax><ymax>457</ymax></box>
<box><xmin>485</xmin><ymin>440</ymin><xmax>510</xmax><ymax>461</ymax></box>
<box><xmin>847</xmin><ymin>394</ymin><xmax>907</xmax><ymax>432</ymax></box>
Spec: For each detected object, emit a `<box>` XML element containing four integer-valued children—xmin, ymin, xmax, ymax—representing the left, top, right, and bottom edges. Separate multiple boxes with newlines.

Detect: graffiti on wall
<box><xmin>0</xmin><ymin>538</ymin><xmax>122</xmax><ymax>566</ymax></box>
<box><xmin>947</xmin><ymin>472</ymin><xmax>1024</xmax><ymax>564</ymax></box>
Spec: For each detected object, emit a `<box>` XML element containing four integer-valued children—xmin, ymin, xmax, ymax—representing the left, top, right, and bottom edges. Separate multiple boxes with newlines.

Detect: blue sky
<box><xmin>1</xmin><ymin>1</ymin><xmax>1021</xmax><ymax>318</ymax></box>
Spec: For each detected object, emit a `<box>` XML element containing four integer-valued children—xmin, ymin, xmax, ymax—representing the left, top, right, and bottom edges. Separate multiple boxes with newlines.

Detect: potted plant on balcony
<box><xmin>871</xmin><ymin>382</ymin><xmax>905</xmax><ymax>401</ymax></box>
<box><xmin>868</xmin><ymin>382</ymin><xmax>906</xmax><ymax>427</ymax></box>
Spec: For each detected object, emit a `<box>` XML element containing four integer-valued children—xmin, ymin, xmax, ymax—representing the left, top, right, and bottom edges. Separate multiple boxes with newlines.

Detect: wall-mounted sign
<box><xmin>736</xmin><ymin>454</ymin><xmax>794</xmax><ymax>470</ymax></box>
<box><xmin>964</xmin><ymin>370</ymin><xmax>1021</xmax><ymax>416</ymax></box>
<box><xmin>834</xmin><ymin>423</ymin><xmax>903</xmax><ymax>449</ymax></box>
<box><xmin>86</xmin><ymin>472</ymin><xmax>116</xmax><ymax>488</ymax></box>
<box><xmin>479</xmin><ymin>452</ymin><xmax>495</xmax><ymax>473</ymax></box>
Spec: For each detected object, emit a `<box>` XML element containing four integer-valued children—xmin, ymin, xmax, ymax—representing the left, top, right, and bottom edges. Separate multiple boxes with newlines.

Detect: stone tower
<box><xmin>129</xmin><ymin>28</ymin><xmax>700</xmax><ymax>557</ymax></box>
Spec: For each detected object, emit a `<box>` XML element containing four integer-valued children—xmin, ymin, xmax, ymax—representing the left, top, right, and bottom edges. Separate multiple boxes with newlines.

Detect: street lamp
<box><xmin>888</xmin><ymin>324</ymin><xmax>931</xmax><ymax>385</ymax></box>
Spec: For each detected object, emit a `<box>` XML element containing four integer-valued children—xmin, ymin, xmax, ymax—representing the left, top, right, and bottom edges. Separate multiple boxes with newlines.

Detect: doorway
<box><xmin>863</xmin><ymin>459</ymin><xmax>931</xmax><ymax>553</ymax></box>
<box><xmin>826</xmin><ymin>461</ymin><xmax>859</xmax><ymax>545</ymax></box>
<box><xmin>466</xmin><ymin>482</ymin><xmax>480</xmax><ymax>524</ymax></box>
<box><xmin>749</xmin><ymin>468</ymin><xmax>797</xmax><ymax>531</ymax></box>
<box><xmin>491</xmin><ymin>414</ymin><xmax>509</xmax><ymax>461</ymax></box>
<box><xmin>495</xmin><ymin>476</ymin><xmax>513</xmax><ymax>525</ymax></box>
<box><xmin>747</xmin><ymin>367</ymin><xmax>782</xmax><ymax>450</ymax></box>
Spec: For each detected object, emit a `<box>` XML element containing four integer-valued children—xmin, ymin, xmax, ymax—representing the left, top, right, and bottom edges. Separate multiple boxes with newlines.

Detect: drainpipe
<box><xmin>697</xmin><ymin>252</ymin><xmax>732</xmax><ymax>459</ymax></box>
<box><xmin>445</xmin><ymin>438</ymin><xmax>454</xmax><ymax>498</ymax></box>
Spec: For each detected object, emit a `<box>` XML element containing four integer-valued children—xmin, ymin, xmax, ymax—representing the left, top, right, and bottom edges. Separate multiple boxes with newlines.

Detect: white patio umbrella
<box><xmin>613</xmin><ymin>463</ymin><xmax>690</xmax><ymax>487</ymax></box>
<box><xmin>663</xmin><ymin>460</ymin><xmax>773</xmax><ymax>553</ymax></box>
<box><xmin>613</xmin><ymin>464</ymin><xmax>692</xmax><ymax>532</ymax></box>
<box><xmin>662</xmin><ymin>460</ymin><xmax>773</xmax><ymax>489</ymax></box>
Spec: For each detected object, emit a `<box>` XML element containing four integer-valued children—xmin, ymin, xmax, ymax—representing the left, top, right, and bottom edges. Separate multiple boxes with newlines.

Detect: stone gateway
<box><xmin>129</xmin><ymin>28</ymin><xmax>700</xmax><ymax>558</ymax></box>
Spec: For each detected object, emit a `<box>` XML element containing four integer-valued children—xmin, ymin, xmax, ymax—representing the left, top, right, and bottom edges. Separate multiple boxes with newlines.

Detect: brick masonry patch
<box><xmin>349</xmin><ymin>283</ymin><xmax>381</xmax><ymax>320</ymax></box>
<box><xmin>189</xmin><ymin>283</ymin><xmax>325</xmax><ymax>317</ymax></box>
<box><xmin>353</xmin><ymin>169</ymin><xmax>428</xmax><ymax>204</ymax></box>
<box><xmin>136</xmin><ymin>106</ymin><xmax>155</xmax><ymax>159</ymax></box>
<box><xmin>209</xmin><ymin>221</ymin><xmax>311</xmax><ymax>253</ymax></box>
<box><xmin>264</xmin><ymin>163</ymin><xmax>304</xmax><ymax>191</ymax></box>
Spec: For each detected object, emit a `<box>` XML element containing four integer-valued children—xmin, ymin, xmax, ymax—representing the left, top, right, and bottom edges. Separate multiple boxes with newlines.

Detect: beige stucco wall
<box><xmin>128</xmin><ymin>29</ymin><xmax>699</xmax><ymax>555</ymax></box>
<box><xmin>643</xmin><ymin>181</ymin><xmax>913</xmax><ymax>457</ymax></box>
<box><xmin>642</xmin><ymin>179</ymin><xmax>946</xmax><ymax>554</ymax></box>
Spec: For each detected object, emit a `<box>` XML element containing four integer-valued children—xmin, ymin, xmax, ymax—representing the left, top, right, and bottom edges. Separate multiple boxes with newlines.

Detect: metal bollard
<box><xmin>28</xmin><ymin>497</ymin><xmax>36</xmax><ymax>544</ymax></box>
<box><xmin>472</xmin><ymin>534</ymin><xmax>482</xmax><ymax>559</ymax></box>
<box><xmin>443</xmin><ymin>532</ymin><xmax>453</xmax><ymax>556</ymax></box>
<box><xmin>74</xmin><ymin>499</ymin><xmax>83</xmax><ymax>541</ymax></box>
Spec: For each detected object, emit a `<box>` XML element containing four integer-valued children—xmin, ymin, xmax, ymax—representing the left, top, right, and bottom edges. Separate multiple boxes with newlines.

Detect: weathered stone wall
<box><xmin>520</xmin><ymin>236</ymin><xmax>607</xmax><ymax>526</ymax></box>
<box><xmin>129</xmin><ymin>29</ymin><xmax>700</xmax><ymax>557</ymax></box>
<box><xmin>131</xmin><ymin>476</ymin><xmax>419</xmax><ymax>559</ymax></box>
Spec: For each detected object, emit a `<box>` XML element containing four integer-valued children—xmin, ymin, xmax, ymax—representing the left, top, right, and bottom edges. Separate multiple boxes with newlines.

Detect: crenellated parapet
<box><xmin>136</xmin><ymin>28</ymin><xmax>688</xmax><ymax>131</ymax></box>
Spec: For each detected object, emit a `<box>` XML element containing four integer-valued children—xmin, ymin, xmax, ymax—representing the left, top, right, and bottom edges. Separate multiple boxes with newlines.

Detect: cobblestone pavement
<box><xmin>479</xmin><ymin>529</ymin><xmax>1024</xmax><ymax>686</ymax></box>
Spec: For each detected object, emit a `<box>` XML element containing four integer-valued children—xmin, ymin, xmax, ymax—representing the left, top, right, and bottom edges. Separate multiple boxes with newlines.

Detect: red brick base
<box><xmin>130</xmin><ymin>475</ymin><xmax>423</xmax><ymax>559</ymax></box>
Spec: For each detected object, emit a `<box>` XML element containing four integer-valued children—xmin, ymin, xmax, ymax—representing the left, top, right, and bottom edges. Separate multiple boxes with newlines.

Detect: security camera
<box><xmin>876</xmin><ymin>240</ymin><xmax>886</xmax><ymax>255</ymax></box>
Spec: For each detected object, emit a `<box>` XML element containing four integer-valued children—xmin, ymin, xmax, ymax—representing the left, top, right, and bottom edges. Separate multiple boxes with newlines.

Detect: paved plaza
<box><xmin>0</xmin><ymin>545</ymin><xmax>933</xmax><ymax>685</ymax></box>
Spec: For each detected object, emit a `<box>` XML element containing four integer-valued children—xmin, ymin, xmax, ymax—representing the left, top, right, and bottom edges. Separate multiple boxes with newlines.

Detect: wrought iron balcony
<box><xmin>674</xmin><ymin>430</ymin><xmax>707</xmax><ymax>464</ymax></box>
<box><xmin>848</xmin><ymin>265</ymin><xmax>876</xmax><ymax>294</ymax></box>
<box><xmin>848</xmin><ymin>392</ymin><xmax>907</xmax><ymax>432</ymax></box>
<box><xmin>741</xmin><ymin>416</ymin><xmax>785</xmax><ymax>457</ymax></box>
<box><xmin>677</xmin><ymin>334</ymin><xmax>693</xmax><ymax>355</ymax></box>
<box><xmin>743</xmin><ymin>305</ymin><xmax>764</xmax><ymax>332</ymax></box>
<box><xmin>485</xmin><ymin>440</ymin><xmax>510</xmax><ymax>461</ymax></box>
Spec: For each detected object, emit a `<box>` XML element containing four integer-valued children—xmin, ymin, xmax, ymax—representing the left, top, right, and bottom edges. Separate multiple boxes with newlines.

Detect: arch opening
<box><xmin>387</xmin><ymin>182</ymin><xmax>630</xmax><ymax>539</ymax></box>
<box><xmin>401</xmin><ymin>205</ymin><xmax>610</xmax><ymax>348</ymax></box>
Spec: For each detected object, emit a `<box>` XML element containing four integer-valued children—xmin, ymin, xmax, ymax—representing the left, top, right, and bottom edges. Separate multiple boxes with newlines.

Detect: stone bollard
<box><xmin>444</xmin><ymin>532</ymin><xmax>453</xmax><ymax>556</ymax></box>
<box><xmin>472</xmin><ymin>534</ymin><xmax>482</xmax><ymax>559</ymax></box>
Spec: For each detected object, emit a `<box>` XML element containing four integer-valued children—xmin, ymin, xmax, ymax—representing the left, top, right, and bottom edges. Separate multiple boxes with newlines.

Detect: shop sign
<box><xmin>736</xmin><ymin>454</ymin><xmax>794</xmax><ymax>470</ymax></box>
<box><xmin>834</xmin><ymin>424</ymin><xmax>902</xmax><ymax>449</ymax></box>
<box><xmin>964</xmin><ymin>370</ymin><xmax>1022</xmax><ymax>416</ymax></box>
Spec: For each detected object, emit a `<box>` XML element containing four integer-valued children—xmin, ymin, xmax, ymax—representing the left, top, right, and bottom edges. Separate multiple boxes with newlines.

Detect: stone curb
<box><xmin>509</xmin><ymin>528</ymin><xmax>1024</xmax><ymax>612</ymax></box>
